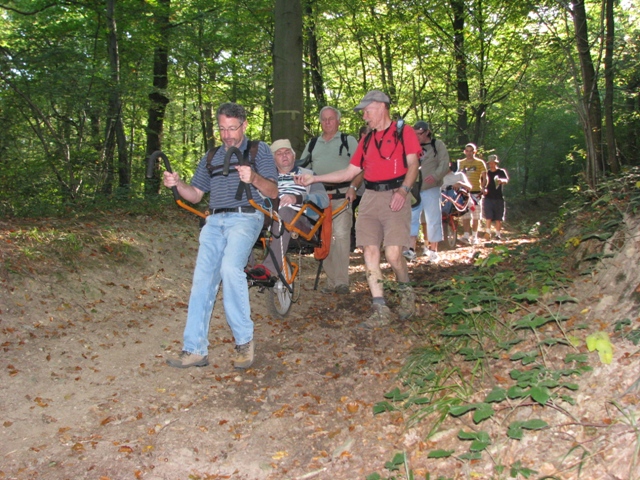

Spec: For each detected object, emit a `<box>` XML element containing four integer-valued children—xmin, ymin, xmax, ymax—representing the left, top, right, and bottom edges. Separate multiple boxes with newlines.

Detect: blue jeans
<box><xmin>414</xmin><ymin>187</ymin><xmax>443</xmax><ymax>243</ymax></box>
<box><xmin>182</xmin><ymin>210</ymin><xmax>264</xmax><ymax>355</ymax></box>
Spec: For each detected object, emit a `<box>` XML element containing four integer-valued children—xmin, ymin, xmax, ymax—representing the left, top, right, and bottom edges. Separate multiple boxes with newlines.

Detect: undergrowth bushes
<box><xmin>367</xmin><ymin>167</ymin><xmax>640</xmax><ymax>480</ymax></box>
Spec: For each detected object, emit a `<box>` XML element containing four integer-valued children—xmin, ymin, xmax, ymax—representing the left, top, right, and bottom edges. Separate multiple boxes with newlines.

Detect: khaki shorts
<box><xmin>356</xmin><ymin>190</ymin><xmax>411</xmax><ymax>247</ymax></box>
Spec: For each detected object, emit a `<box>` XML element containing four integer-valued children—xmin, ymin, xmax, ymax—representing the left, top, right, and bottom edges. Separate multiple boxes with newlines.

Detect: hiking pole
<box><xmin>147</xmin><ymin>150</ymin><xmax>207</xmax><ymax>219</ymax></box>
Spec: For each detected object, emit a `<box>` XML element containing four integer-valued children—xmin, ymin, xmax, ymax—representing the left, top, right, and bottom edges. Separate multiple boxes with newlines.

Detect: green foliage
<box><xmin>370</xmin><ymin>206</ymin><xmax>633</xmax><ymax>475</ymax></box>
<box><xmin>2</xmin><ymin>0</ymin><xmax>640</xmax><ymax>215</ymax></box>
<box><xmin>2</xmin><ymin>215</ymin><xmax>147</xmax><ymax>274</ymax></box>
<box><xmin>507</xmin><ymin>419</ymin><xmax>548</xmax><ymax>440</ymax></box>
<box><xmin>614</xmin><ymin>318</ymin><xmax>640</xmax><ymax>346</ymax></box>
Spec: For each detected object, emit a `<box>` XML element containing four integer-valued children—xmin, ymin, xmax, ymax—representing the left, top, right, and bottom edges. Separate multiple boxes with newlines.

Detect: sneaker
<box><xmin>166</xmin><ymin>351</ymin><xmax>209</xmax><ymax>369</ymax></box>
<box><xmin>460</xmin><ymin>234</ymin><xmax>471</xmax><ymax>244</ymax></box>
<box><xmin>494</xmin><ymin>233</ymin><xmax>502</xmax><ymax>241</ymax></box>
<box><xmin>421</xmin><ymin>246</ymin><xmax>430</xmax><ymax>257</ymax></box>
<box><xmin>321</xmin><ymin>286</ymin><xmax>336</xmax><ymax>294</ymax></box>
<box><xmin>360</xmin><ymin>304</ymin><xmax>392</xmax><ymax>329</ymax></box>
<box><xmin>397</xmin><ymin>285</ymin><xmax>416</xmax><ymax>320</ymax></box>
<box><xmin>335</xmin><ymin>284</ymin><xmax>350</xmax><ymax>295</ymax></box>
<box><xmin>246</xmin><ymin>264</ymin><xmax>272</xmax><ymax>282</ymax></box>
<box><xmin>234</xmin><ymin>340</ymin><xmax>254</xmax><ymax>369</ymax></box>
<box><xmin>469</xmin><ymin>236</ymin><xmax>478</xmax><ymax>245</ymax></box>
<box><xmin>427</xmin><ymin>250</ymin><xmax>439</xmax><ymax>264</ymax></box>
<box><xmin>403</xmin><ymin>248</ymin><xmax>417</xmax><ymax>262</ymax></box>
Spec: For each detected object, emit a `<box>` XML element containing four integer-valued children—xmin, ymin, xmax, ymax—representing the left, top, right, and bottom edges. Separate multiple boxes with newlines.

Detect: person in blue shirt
<box><xmin>163</xmin><ymin>103</ymin><xmax>278</xmax><ymax>370</ymax></box>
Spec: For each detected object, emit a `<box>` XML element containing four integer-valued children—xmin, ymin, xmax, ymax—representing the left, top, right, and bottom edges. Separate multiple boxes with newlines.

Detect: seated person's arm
<box><xmin>279</xmin><ymin>193</ymin><xmax>300</xmax><ymax>208</ymax></box>
<box><xmin>307</xmin><ymin>182</ymin><xmax>330</xmax><ymax>209</ymax></box>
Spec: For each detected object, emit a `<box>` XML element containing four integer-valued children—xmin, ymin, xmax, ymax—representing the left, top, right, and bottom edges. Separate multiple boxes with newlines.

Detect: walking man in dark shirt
<box><xmin>481</xmin><ymin>154</ymin><xmax>509</xmax><ymax>240</ymax></box>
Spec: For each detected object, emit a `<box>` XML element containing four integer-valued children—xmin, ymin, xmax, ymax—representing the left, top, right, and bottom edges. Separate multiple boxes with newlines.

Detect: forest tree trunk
<box><xmin>273</xmin><ymin>0</ymin><xmax>304</xmax><ymax>154</ymax></box>
<box><xmin>144</xmin><ymin>0</ymin><xmax>170</xmax><ymax>196</ymax></box>
<box><xmin>604</xmin><ymin>0</ymin><xmax>619</xmax><ymax>173</ymax></box>
<box><xmin>105</xmin><ymin>0</ymin><xmax>129</xmax><ymax>195</ymax></box>
<box><xmin>304</xmin><ymin>0</ymin><xmax>325</xmax><ymax>109</ymax></box>
<box><xmin>571</xmin><ymin>0</ymin><xmax>603</xmax><ymax>187</ymax></box>
<box><xmin>451</xmin><ymin>0</ymin><xmax>469</xmax><ymax>147</ymax></box>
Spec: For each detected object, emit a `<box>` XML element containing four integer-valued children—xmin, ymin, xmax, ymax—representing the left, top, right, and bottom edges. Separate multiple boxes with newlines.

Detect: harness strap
<box><xmin>206</xmin><ymin>141</ymin><xmax>260</xmax><ymax>201</ymax></box>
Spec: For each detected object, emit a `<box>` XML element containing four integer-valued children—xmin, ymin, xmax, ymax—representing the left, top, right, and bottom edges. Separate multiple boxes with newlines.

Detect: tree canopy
<box><xmin>0</xmin><ymin>0</ymin><xmax>638</xmax><ymax>215</ymax></box>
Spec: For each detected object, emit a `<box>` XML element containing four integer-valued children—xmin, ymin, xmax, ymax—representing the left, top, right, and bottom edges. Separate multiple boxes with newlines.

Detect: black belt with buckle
<box><xmin>211</xmin><ymin>206</ymin><xmax>256</xmax><ymax>214</ymax></box>
<box><xmin>323</xmin><ymin>181</ymin><xmax>351</xmax><ymax>190</ymax></box>
<box><xmin>364</xmin><ymin>177</ymin><xmax>404</xmax><ymax>192</ymax></box>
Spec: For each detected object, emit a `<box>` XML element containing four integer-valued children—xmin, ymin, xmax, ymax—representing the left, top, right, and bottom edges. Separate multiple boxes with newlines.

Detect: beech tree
<box><xmin>571</xmin><ymin>0</ymin><xmax>604</xmax><ymax>187</ymax></box>
<box><xmin>273</xmin><ymin>0</ymin><xmax>304</xmax><ymax>153</ymax></box>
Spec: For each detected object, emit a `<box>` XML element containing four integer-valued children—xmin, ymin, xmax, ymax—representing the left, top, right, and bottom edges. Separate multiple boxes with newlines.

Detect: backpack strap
<box><xmin>299</xmin><ymin>136</ymin><xmax>318</xmax><ymax>168</ymax></box>
<box><xmin>234</xmin><ymin>140</ymin><xmax>260</xmax><ymax>200</ymax></box>
<box><xmin>396</xmin><ymin>118</ymin><xmax>407</xmax><ymax>168</ymax></box>
<box><xmin>360</xmin><ymin>119</ymin><xmax>406</xmax><ymax>169</ymax></box>
<box><xmin>204</xmin><ymin>141</ymin><xmax>260</xmax><ymax>201</ymax></box>
<box><xmin>338</xmin><ymin>133</ymin><xmax>351</xmax><ymax>157</ymax></box>
<box><xmin>205</xmin><ymin>146</ymin><xmax>222</xmax><ymax>176</ymax></box>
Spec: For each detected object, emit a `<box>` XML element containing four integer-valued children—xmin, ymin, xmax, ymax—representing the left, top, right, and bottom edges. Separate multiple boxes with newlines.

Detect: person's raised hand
<box><xmin>294</xmin><ymin>174</ymin><xmax>314</xmax><ymax>186</ymax></box>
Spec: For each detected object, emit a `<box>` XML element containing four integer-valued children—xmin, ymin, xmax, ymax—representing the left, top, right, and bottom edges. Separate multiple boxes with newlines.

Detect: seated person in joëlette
<box><xmin>247</xmin><ymin>139</ymin><xmax>330</xmax><ymax>281</ymax></box>
<box><xmin>441</xmin><ymin>162</ymin><xmax>472</xmax><ymax>216</ymax></box>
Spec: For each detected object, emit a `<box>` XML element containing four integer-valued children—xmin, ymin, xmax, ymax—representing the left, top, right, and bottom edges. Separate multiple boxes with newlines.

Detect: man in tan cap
<box><xmin>247</xmin><ymin>139</ymin><xmax>330</xmax><ymax>280</ymax></box>
<box><xmin>296</xmin><ymin>90</ymin><xmax>422</xmax><ymax>327</ymax></box>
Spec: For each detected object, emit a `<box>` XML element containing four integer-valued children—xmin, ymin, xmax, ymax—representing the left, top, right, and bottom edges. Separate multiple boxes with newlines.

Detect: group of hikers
<box><xmin>162</xmin><ymin>90</ymin><xmax>509</xmax><ymax>370</ymax></box>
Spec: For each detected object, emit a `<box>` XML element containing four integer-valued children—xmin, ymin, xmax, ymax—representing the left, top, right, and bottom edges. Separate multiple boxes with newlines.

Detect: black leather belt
<box><xmin>364</xmin><ymin>177</ymin><xmax>404</xmax><ymax>192</ymax></box>
<box><xmin>211</xmin><ymin>206</ymin><xmax>256</xmax><ymax>214</ymax></box>
<box><xmin>323</xmin><ymin>181</ymin><xmax>351</xmax><ymax>190</ymax></box>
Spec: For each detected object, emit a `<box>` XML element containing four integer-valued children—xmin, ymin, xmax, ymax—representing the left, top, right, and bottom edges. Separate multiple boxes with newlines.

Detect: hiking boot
<box><xmin>335</xmin><ymin>284</ymin><xmax>350</xmax><ymax>295</ymax></box>
<box><xmin>397</xmin><ymin>285</ymin><xmax>416</xmax><ymax>320</ymax></box>
<box><xmin>234</xmin><ymin>340</ymin><xmax>254</xmax><ymax>369</ymax></box>
<box><xmin>403</xmin><ymin>248</ymin><xmax>417</xmax><ymax>262</ymax></box>
<box><xmin>166</xmin><ymin>351</ymin><xmax>209</xmax><ymax>369</ymax></box>
<box><xmin>360</xmin><ymin>304</ymin><xmax>392</xmax><ymax>329</ymax></box>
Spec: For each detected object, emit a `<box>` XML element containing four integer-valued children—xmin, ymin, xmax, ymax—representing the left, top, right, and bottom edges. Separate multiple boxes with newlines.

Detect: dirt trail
<box><xmin>1</xmin><ymin>210</ymin><xmax>639</xmax><ymax>479</ymax></box>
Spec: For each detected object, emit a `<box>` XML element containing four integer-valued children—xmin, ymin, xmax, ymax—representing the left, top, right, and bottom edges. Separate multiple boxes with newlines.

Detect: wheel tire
<box><xmin>441</xmin><ymin>217</ymin><xmax>457</xmax><ymax>250</ymax></box>
<box><xmin>268</xmin><ymin>278</ymin><xmax>295</xmax><ymax>318</ymax></box>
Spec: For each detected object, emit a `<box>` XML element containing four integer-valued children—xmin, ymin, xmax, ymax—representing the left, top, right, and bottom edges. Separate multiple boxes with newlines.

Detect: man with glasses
<box><xmin>300</xmin><ymin>106</ymin><xmax>359</xmax><ymax>295</ymax></box>
<box><xmin>163</xmin><ymin>103</ymin><xmax>278</xmax><ymax>370</ymax></box>
<box><xmin>296</xmin><ymin>90</ymin><xmax>421</xmax><ymax>328</ymax></box>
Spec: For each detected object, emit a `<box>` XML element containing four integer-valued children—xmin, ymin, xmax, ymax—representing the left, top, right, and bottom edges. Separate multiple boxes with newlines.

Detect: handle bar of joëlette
<box><xmin>248</xmin><ymin>197</ymin><xmax>348</xmax><ymax>243</ymax></box>
<box><xmin>147</xmin><ymin>150</ymin><xmax>207</xmax><ymax>219</ymax></box>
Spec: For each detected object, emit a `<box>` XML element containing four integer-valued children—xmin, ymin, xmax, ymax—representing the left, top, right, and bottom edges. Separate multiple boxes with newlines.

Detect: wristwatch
<box><xmin>401</xmin><ymin>185</ymin><xmax>411</xmax><ymax>193</ymax></box>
